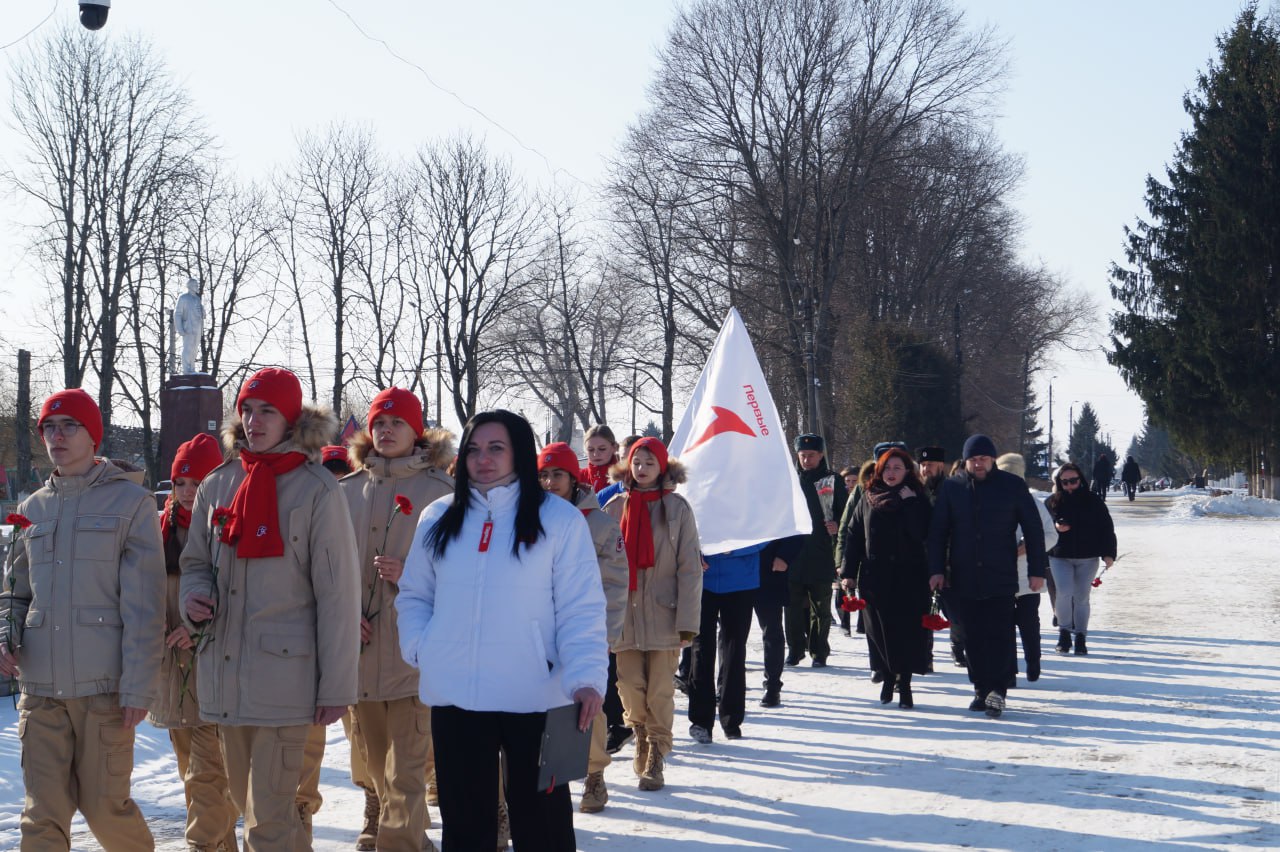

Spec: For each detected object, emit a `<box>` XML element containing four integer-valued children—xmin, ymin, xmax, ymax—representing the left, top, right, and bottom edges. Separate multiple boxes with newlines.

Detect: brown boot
<box><xmin>297</xmin><ymin>802</ymin><xmax>313</xmax><ymax>843</ymax></box>
<box><xmin>579</xmin><ymin>770</ymin><xmax>608</xmax><ymax>813</ymax></box>
<box><xmin>426</xmin><ymin>767</ymin><xmax>439</xmax><ymax>806</ymax></box>
<box><xmin>638</xmin><ymin>747</ymin><xmax>665</xmax><ymax>791</ymax></box>
<box><xmin>355</xmin><ymin>787</ymin><xmax>379</xmax><ymax>851</ymax></box>
<box><xmin>631</xmin><ymin>725</ymin><xmax>649</xmax><ymax>777</ymax></box>
<box><xmin>496</xmin><ymin>800</ymin><xmax>511</xmax><ymax>850</ymax></box>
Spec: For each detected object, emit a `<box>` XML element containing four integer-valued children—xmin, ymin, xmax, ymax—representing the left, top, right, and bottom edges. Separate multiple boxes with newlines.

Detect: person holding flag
<box><xmin>665</xmin><ymin>308</ymin><xmax>813</xmax><ymax>711</ymax></box>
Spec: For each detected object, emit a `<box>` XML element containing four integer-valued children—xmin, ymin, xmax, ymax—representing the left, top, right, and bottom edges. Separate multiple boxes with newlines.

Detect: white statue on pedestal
<box><xmin>174</xmin><ymin>277</ymin><xmax>205</xmax><ymax>375</ymax></box>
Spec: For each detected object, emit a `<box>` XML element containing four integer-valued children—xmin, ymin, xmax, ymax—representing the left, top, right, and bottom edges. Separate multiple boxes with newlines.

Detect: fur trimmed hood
<box><xmin>222</xmin><ymin>404</ymin><xmax>338</xmax><ymax>463</ymax></box>
<box><xmin>607</xmin><ymin>456</ymin><xmax>688</xmax><ymax>490</ymax></box>
<box><xmin>347</xmin><ymin>427</ymin><xmax>455</xmax><ymax>471</ymax></box>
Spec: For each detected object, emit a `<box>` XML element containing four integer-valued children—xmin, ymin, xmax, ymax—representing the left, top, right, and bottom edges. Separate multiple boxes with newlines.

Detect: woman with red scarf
<box><xmin>839</xmin><ymin>448</ymin><xmax>933</xmax><ymax>709</ymax></box>
<box><xmin>148</xmin><ymin>433</ymin><xmax>239</xmax><ymax>851</ymax></box>
<box><xmin>602</xmin><ymin>437</ymin><xmax>702</xmax><ymax>792</ymax></box>
<box><xmin>578</xmin><ymin>424</ymin><xmax>619</xmax><ymax>493</ymax></box>
<box><xmin>180</xmin><ymin>367</ymin><xmax>360</xmax><ymax>850</ymax></box>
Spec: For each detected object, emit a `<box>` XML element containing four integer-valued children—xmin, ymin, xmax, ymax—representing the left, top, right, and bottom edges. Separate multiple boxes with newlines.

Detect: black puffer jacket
<box><xmin>1044</xmin><ymin>488</ymin><xmax>1116</xmax><ymax>560</ymax></box>
<box><xmin>926</xmin><ymin>468</ymin><xmax>1048</xmax><ymax>599</ymax></box>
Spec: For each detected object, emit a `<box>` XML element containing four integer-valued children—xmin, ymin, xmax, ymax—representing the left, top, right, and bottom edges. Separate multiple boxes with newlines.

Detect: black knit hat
<box><xmin>962</xmin><ymin>434</ymin><xmax>998</xmax><ymax>460</ymax></box>
<box><xmin>917</xmin><ymin>446</ymin><xmax>946</xmax><ymax>463</ymax></box>
<box><xmin>794</xmin><ymin>433</ymin><xmax>824</xmax><ymax>453</ymax></box>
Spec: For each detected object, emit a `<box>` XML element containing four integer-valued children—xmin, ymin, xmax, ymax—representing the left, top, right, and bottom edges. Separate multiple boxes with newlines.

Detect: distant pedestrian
<box><xmin>580</xmin><ymin>425</ymin><xmax>621</xmax><ymax>494</ymax></box>
<box><xmin>1120</xmin><ymin>456</ymin><xmax>1141</xmax><ymax>501</ymax></box>
<box><xmin>1091</xmin><ymin>452</ymin><xmax>1115</xmax><ymax>502</ymax></box>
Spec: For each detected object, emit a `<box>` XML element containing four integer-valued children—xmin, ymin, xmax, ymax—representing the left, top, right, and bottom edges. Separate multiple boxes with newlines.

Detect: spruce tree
<box><xmin>1109</xmin><ymin>5</ymin><xmax>1280</xmax><ymax>473</ymax></box>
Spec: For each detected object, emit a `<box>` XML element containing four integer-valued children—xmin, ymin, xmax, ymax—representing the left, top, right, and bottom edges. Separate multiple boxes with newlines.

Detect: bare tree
<box><xmin>7</xmin><ymin>26</ymin><xmax>209</xmax><ymax>455</ymax></box>
<box><xmin>407</xmin><ymin>135</ymin><xmax>540</xmax><ymax>425</ymax></box>
<box><xmin>278</xmin><ymin>123</ymin><xmax>383</xmax><ymax>413</ymax></box>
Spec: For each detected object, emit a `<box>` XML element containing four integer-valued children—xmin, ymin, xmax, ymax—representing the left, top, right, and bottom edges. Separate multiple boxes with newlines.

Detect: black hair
<box><xmin>425</xmin><ymin>409</ymin><xmax>545</xmax><ymax>559</ymax></box>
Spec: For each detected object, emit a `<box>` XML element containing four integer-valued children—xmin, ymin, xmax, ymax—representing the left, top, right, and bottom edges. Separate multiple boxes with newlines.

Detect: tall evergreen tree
<box><xmin>1066</xmin><ymin>402</ymin><xmax>1115</xmax><ymax>467</ymax></box>
<box><xmin>1109</xmin><ymin>5</ymin><xmax>1280</xmax><ymax>488</ymax></box>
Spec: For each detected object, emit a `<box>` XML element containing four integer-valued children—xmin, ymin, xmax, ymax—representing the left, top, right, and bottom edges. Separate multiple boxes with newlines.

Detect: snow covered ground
<box><xmin>1</xmin><ymin>490</ymin><xmax>1277</xmax><ymax>850</ymax></box>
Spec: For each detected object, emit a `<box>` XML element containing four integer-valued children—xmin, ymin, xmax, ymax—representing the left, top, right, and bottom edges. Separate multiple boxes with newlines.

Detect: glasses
<box><xmin>1060</xmin><ymin>476</ymin><xmax>1081</xmax><ymax>485</ymax></box>
<box><xmin>41</xmin><ymin>421</ymin><xmax>83</xmax><ymax>439</ymax></box>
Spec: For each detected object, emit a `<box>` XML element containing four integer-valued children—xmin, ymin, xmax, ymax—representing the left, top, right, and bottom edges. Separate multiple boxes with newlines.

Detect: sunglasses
<box><xmin>1060</xmin><ymin>476</ymin><xmax>1081</xmax><ymax>485</ymax></box>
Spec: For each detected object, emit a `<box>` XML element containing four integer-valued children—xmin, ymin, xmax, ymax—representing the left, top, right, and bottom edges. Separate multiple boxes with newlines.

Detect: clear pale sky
<box><xmin>0</xmin><ymin>0</ymin><xmax>1251</xmax><ymax>450</ymax></box>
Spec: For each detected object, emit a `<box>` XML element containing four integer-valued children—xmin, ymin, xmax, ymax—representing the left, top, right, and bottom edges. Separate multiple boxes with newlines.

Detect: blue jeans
<box><xmin>1049</xmin><ymin>557</ymin><xmax>1099</xmax><ymax>633</ymax></box>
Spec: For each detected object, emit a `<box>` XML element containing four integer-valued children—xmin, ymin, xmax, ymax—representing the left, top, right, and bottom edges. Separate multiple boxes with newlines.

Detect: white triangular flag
<box><xmin>669</xmin><ymin>308</ymin><xmax>810</xmax><ymax>555</ymax></box>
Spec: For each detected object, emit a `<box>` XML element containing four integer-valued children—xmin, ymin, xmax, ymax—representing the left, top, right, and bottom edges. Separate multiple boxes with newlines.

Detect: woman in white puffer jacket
<box><xmin>397</xmin><ymin>409</ymin><xmax>607</xmax><ymax>852</ymax></box>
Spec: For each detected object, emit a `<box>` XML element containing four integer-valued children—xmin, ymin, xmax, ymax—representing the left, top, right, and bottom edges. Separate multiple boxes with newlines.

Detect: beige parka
<box><xmin>0</xmin><ymin>459</ymin><xmax>166</xmax><ymax>710</ymax></box>
<box><xmin>602</xmin><ymin>459</ymin><xmax>702</xmax><ymax>652</ymax></box>
<box><xmin>179</xmin><ymin>406</ymin><xmax>361</xmax><ymax>727</ymax></box>
<box><xmin>574</xmin><ymin>487</ymin><xmax>629</xmax><ymax>647</ymax></box>
<box><xmin>339</xmin><ymin>428</ymin><xmax>455</xmax><ymax>702</ymax></box>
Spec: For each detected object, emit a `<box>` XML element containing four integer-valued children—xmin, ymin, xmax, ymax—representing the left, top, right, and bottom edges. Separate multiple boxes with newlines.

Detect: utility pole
<box><xmin>1019</xmin><ymin>349</ymin><xmax>1029</xmax><ymax>457</ymax></box>
<box><xmin>17</xmin><ymin>350</ymin><xmax>31</xmax><ymax>497</ymax></box>
<box><xmin>630</xmin><ymin>363</ymin><xmax>638</xmax><ymax>436</ymax></box>
<box><xmin>1047</xmin><ymin>381</ymin><xmax>1054</xmax><ymax>474</ymax></box>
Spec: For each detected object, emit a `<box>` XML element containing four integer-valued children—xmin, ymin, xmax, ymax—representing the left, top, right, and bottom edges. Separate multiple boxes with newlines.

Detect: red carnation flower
<box><xmin>840</xmin><ymin>595</ymin><xmax>867</xmax><ymax>613</ymax></box>
<box><xmin>1091</xmin><ymin>578</ymin><xmax>1103</xmax><ymax>588</ymax></box>
<box><xmin>394</xmin><ymin>495</ymin><xmax>413</xmax><ymax>515</ymax></box>
<box><xmin>5</xmin><ymin>513</ymin><xmax>32</xmax><ymax>529</ymax></box>
<box><xmin>213</xmin><ymin>508</ymin><xmax>233</xmax><ymax>527</ymax></box>
<box><xmin>922</xmin><ymin>613</ymin><xmax>951</xmax><ymax>631</ymax></box>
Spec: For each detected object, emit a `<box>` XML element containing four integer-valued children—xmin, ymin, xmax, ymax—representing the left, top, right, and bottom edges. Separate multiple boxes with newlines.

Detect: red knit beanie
<box><xmin>171</xmin><ymin>433</ymin><xmax>224</xmax><ymax>482</ymax></box>
<box><xmin>39</xmin><ymin>389</ymin><xmax>104</xmax><ymax>450</ymax></box>
<box><xmin>628</xmin><ymin>437</ymin><xmax>669</xmax><ymax>474</ymax></box>
<box><xmin>236</xmin><ymin>368</ymin><xmax>303</xmax><ymax>425</ymax></box>
<box><xmin>368</xmin><ymin>387</ymin><xmax>424</xmax><ymax>436</ymax></box>
<box><xmin>538</xmin><ymin>442</ymin><xmax>581</xmax><ymax>477</ymax></box>
<box><xmin>321</xmin><ymin>445</ymin><xmax>351</xmax><ymax>471</ymax></box>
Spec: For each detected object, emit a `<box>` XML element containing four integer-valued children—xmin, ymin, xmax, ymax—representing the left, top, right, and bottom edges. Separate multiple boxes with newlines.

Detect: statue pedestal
<box><xmin>160</xmin><ymin>374</ymin><xmax>223</xmax><ymax>484</ymax></box>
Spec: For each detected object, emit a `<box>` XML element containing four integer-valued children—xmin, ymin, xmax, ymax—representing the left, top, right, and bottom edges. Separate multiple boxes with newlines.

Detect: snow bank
<box><xmin>1168</xmin><ymin>491</ymin><xmax>1280</xmax><ymax>519</ymax></box>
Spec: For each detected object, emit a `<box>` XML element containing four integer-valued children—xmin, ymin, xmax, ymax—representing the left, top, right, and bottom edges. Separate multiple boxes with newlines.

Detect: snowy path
<box><xmin>1</xmin><ymin>492</ymin><xmax>1277</xmax><ymax>850</ymax></box>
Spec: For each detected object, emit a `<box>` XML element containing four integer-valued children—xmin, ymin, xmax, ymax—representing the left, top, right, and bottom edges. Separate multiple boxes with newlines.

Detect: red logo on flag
<box><xmin>686</xmin><ymin>406</ymin><xmax>756</xmax><ymax>453</ymax></box>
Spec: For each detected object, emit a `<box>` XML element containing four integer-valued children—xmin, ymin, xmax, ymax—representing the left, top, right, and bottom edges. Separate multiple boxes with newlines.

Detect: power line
<box><xmin>324</xmin><ymin>0</ymin><xmax>591</xmax><ymax>190</ymax></box>
<box><xmin>0</xmin><ymin>1</ymin><xmax>58</xmax><ymax>52</ymax></box>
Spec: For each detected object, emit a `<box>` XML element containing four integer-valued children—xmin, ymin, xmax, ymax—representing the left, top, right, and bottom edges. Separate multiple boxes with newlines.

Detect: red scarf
<box><xmin>221</xmin><ymin>449</ymin><xmax>308</xmax><ymax>558</ymax></box>
<box><xmin>579</xmin><ymin>460</ymin><xmax>615</xmax><ymax>493</ymax></box>
<box><xmin>619</xmin><ymin>488</ymin><xmax>667</xmax><ymax>591</ymax></box>
<box><xmin>160</xmin><ymin>496</ymin><xmax>192</xmax><ymax>540</ymax></box>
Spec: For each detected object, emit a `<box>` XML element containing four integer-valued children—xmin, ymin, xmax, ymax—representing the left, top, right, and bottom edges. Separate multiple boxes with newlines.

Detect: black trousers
<box><xmin>688</xmin><ymin>588</ymin><xmax>755</xmax><ymax>731</ymax></box>
<box><xmin>753</xmin><ymin>600</ymin><xmax>785</xmax><ymax>690</ymax></box>
<box><xmin>432</xmin><ymin>705</ymin><xmax>576</xmax><ymax>852</ymax></box>
<box><xmin>946</xmin><ymin>595</ymin><xmax>1016</xmax><ymax>697</ymax></box>
<box><xmin>1015</xmin><ymin>593</ymin><xmax>1042</xmax><ymax>667</ymax></box>
<box><xmin>603</xmin><ymin>652</ymin><xmax>627</xmax><ymax>731</ymax></box>
<box><xmin>785</xmin><ymin>578</ymin><xmax>833</xmax><ymax>661</ymax></box>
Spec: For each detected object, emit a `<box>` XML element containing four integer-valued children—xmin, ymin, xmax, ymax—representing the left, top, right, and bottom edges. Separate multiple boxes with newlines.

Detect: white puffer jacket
<box><xmin>396</xmin><ymin>481</ymin><xmax>607</xmax><ymax>713</ymax></box>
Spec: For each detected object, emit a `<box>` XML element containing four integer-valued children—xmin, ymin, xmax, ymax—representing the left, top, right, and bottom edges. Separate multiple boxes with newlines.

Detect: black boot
<box><xmin>968</xmin><ymin>689</ymin><xmax>987</xmax><ymax>712</ymax></box>
<box><xmin>898</xmin><ymin>674</ymin><xmax>913</xmax><ymax>709</ymax></box>
<box><xmin>759</xmin><ymin>685</ymin><xmax>781</xmax><ymax>707</ymax></box>
<box><xmin>1074</xmin><ymin>633</ymin><xmax>1088</xmax><ymax>655</ymax></box>
<box><xmin>1055</xmin><ymin>629</ymin><xmax>1071</xmax><ymax>654</ymax></box>
<box><xmin>951</xmin><ymin>643</ymin><xmax>968</xmax><ymax>668</ymax></box>
<box><xmin>879</xmin><ymin>676</ymin><xmax>895</xmax><ymax>704</ymax></box>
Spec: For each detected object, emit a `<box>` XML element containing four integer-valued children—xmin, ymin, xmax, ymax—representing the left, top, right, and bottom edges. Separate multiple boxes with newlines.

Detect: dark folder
<box><xmin>536</xmin><ymin>703</ymin><xmax>591</xmax><ymax>791</ymax></box>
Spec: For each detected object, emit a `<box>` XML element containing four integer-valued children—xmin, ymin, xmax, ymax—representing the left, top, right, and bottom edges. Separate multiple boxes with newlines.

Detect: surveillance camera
<box><xmin>79</xmin><ymin>0</ymin><xmax>111</xmax><ymax>31</ymax></box>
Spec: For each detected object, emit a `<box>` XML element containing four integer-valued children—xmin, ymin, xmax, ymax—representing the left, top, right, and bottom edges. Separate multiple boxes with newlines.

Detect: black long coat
<box><xmin>841</xmin><ymin>489</ymin><xmax>933</xmax><ymax>676</ymax></box>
